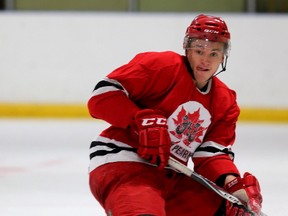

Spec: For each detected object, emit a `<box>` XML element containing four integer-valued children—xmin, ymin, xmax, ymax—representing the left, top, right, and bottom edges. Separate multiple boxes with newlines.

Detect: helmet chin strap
<box><xmin>206</xmin><ymin>56</ymin><xmax>228</xmax><ymax>82</ymax></box>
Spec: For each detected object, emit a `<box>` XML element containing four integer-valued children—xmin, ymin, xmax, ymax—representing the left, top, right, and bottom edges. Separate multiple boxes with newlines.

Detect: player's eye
<box><xmin>210</xmin><ymin>52</ymin><xmax>219</xmax><ymax>57</ymax></box>
<box><xmin>193</xmin><ymin>49</ymin><xmax>203</xmax><ymax>55</ymax></box>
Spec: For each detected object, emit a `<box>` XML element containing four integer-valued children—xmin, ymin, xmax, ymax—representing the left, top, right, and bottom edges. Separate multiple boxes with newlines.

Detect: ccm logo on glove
<box><xmin>141</xmin><ymin>117</ymin><xmax>167</xmax><ymax>126</ymax></box>
<box><xmin>131</xmin><ymin>109</ymin><xmax>171</xmax><ymax>169</ymax></box>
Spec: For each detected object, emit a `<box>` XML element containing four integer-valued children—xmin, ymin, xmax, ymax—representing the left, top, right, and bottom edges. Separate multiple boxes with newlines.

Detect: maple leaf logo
<box><xmin>170</xmin><ymin>106</ymin><xmax>207</xmax><ymax>146</ymax></box>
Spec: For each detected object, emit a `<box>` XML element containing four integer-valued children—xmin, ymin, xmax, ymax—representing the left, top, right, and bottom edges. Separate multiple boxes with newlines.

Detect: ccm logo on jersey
<box><xmin>142</xmin><ymin>118</ymin><xmax>167</xmax><ymax>126</ymax></box>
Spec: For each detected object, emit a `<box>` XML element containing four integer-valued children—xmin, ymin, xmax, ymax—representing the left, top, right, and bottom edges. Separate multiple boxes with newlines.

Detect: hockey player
<box><xmin>88</xmin><ymin>14</ymin><xmax>263</xmax><ymax>216</ymax></box>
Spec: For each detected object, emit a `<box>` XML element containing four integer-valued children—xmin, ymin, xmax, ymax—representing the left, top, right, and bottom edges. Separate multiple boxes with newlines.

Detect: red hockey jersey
<box><xmin>88</xmin><ymin>51</ymin><xmax>240</xmax><ymax>182</ymax></box>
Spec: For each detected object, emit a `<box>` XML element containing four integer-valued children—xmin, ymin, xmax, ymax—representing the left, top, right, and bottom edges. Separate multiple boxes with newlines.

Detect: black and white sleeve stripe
<box><xmin>88</xmin><ymin>136</ymin><xmax>144</xmax><ymax>172</ymax></box>
<box><xmin>193</xmin><ymin>141</ymin><xmax>235</xmax><ymax>160</ymax></box>
<box><xmin>91</xmin><ymin>78</ymin><xmax>129</xmax><ymax>97</ymax></box>
<box><xmin>90</xmin><ymin>140</ymin><xmax>137</xmax><ymax>160</ymax></box>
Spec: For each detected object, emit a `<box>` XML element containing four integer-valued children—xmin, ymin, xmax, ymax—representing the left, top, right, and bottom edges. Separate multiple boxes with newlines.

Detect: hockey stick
<box><xmin>168</xmin><ymin>157</ymin><xmax>267</xmax><ymax>216</ymax></box>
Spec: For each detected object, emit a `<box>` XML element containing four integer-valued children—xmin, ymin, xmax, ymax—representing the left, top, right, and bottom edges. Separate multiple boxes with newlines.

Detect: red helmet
<box><xmin>183</xmin><ymin>14</ymin><xmax>230</xmax><ymax>49</ymax></box>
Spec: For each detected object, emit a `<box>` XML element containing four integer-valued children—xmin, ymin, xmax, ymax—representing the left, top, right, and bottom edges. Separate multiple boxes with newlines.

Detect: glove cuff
<box><xmin>224</xmin><ymin>176</ymin><xmax>244</xmax><ymax>193</ymax></box>
<box><xmin>134</xmin><ymin>109</ymin><xmax>166</xmax><ymax>119</ymax></box>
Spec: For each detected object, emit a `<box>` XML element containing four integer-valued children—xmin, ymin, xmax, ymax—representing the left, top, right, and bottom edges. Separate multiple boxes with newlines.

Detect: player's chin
<box><xmin>195</xmin><ymin>72</ymin><xmax>211</xmax><ymax>82</ymax></box>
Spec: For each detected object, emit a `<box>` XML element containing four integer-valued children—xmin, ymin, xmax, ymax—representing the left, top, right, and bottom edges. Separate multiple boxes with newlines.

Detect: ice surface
<box><xmin>0</xmin><ymin>119</ymin><xmax>287</xmax><ymax>216</ymax></box>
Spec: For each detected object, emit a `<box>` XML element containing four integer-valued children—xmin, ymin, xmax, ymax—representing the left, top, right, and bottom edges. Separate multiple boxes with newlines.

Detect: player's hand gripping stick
<box><xmin>168</xmin><ymin>157</ymin><xmax>267</xmax><ymax>216</ymax></box>
<box><xmin>224</xmin><ymin>172</ymin><xmax>263</xmax><ymax>216</ymax></box>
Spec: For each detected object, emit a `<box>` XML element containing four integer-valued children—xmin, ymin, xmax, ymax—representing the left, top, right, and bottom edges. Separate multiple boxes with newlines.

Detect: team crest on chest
<box><xmin>168</xmin><ymin>101</ymin><xmax>211</xmax><ymax>161</ymax></box>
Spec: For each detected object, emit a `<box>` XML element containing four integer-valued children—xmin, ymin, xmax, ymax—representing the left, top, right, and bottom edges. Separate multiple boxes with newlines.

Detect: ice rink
<box><xmin>1</xmin><ymin>119</ymin><xmax>287</xmax><ymax>216</ymax></box>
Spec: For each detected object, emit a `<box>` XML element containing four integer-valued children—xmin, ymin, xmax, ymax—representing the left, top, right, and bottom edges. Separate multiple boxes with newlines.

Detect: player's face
<box><xmin>186</xmin><ymin>39</ymin><xmax>225</xmax><ymax>89</ymax></box>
